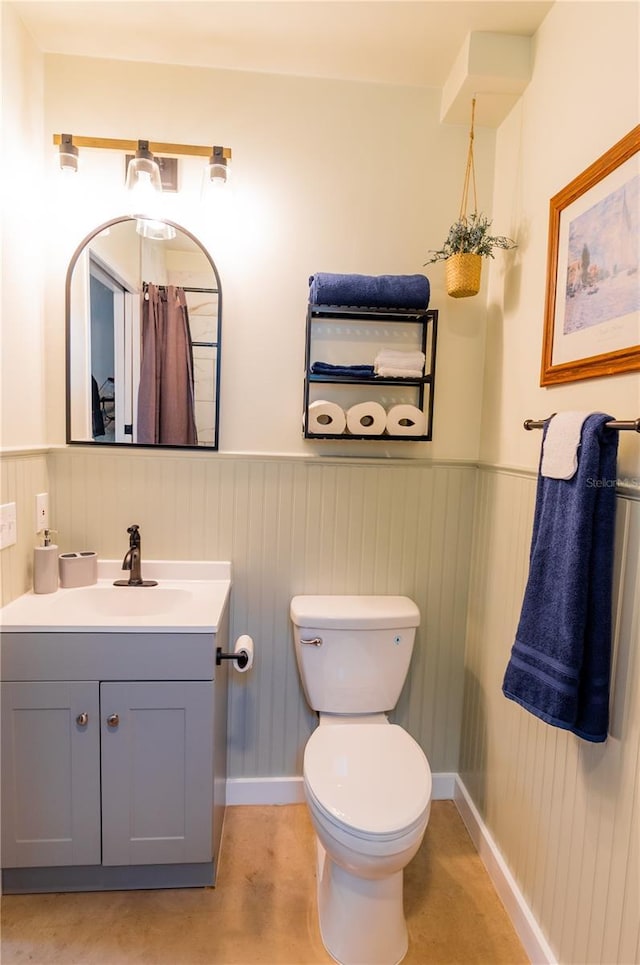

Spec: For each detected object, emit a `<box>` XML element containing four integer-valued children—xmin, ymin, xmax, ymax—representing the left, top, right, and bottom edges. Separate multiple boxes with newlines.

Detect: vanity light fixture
<box><xmin>201</xmin><ymin>145</ymin><xmax>229</xmax><ymax>203</ymax></box>
<box><xmin>58</xmin><ymin>133</ymin><xmax>79</xmax><ymax>173</ymax></box>
<box><xmin>205</xmin><ymin>145</ymin><xmax>229</xmax><ymax>184</ymax></box>
<box><xmin>125</xmin><ymin>139</ymin><xmax>162</xmax><ymax>201</ymax></box>
<box><xmin>123</xmin><ymin>140</ymin><xmax>172</xmax><ymax>236</ymax></box>
<box><xmin>52</xmin><ymin>135</ymin><xmax>232</xmax><ymax>187</ymax></box>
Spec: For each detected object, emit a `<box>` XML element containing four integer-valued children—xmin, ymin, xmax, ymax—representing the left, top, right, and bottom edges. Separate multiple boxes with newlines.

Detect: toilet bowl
<box><xmin>290</xmin><ymin>594</ymin><xmax>431</xmax><ymax>965</ymax></box>
<box><xmin>303</xmin><ymin>719</ymin><xmax>431</xmax><ymax>965</ymax></box>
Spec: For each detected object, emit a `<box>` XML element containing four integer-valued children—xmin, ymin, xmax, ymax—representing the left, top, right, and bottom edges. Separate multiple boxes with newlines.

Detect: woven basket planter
<box><xmin>445</xmin><ymin>253</ymin><xmax>482</xmax><ymax>298</ymax></box>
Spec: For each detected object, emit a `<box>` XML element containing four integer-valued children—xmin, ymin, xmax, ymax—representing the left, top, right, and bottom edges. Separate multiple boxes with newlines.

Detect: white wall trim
<box><xmin>0</xmin><ymin>445</ymin><xmax>51</xmax><ymax>457</ymax></box>
<box><xmin>227</xmin><ymin>771</ymin><xmax>457</xmax><ymax>807</ymax></box>
<box><xmin>431</xmin><ymin>771</ymin><xmax>457</xmax><ymax>799</ymax></box>
<box><xmin>48</xmin><ymin>444</ymin><xmax>478</xmax><ymax>471</ymax></box>
<box><xmin>454</xmin><ymin>776</ymin><xmax>557</xmax><ymax>965</ymax></box>
<box><xmin>227</xmin><ymin>777</ymin><xmax>306</xmax><ymax>806</ymax></box>
<box><xmin>478</xmin><ymin>461</ymin><xmax>640</xmax><ymax>501</ymax></box>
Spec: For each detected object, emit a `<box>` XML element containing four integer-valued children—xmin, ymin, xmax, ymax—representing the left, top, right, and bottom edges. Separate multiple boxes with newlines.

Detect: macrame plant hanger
<box><xmin>446</xmin><ymin>97</ymin><xmax>483</xmax><ymax>298</ymax></box>
<box><xmin>459</xmin><ymin>97</ymin><xmax>478</xmax><ymax>225</ymax></box>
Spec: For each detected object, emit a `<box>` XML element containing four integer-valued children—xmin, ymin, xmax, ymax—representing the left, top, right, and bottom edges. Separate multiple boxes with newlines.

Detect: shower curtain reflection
<box><xmin>137</xmin><ymin>283</ymin><xmax>198</xmax><ymax>446</ymax></box>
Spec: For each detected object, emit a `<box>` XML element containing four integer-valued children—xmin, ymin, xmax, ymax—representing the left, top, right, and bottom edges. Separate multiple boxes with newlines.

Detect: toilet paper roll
<box><xmin>346</xmin><ymin>401</ymin><xmax>387</xmax><ymax>436</ymax></box>
<box><xmin>234</xmin><ymin>634</ymin><xmax>254</xmax><ymax>673</ymax></box>
<box><xmin>307</xmin><ymin>400</ymin><xmax>347</xmax><ymax>435</ymax></box>
<box><xmin>386</xmin><ymin>404</ymin><xmax>426</xmax><ymax>436</ymax></box>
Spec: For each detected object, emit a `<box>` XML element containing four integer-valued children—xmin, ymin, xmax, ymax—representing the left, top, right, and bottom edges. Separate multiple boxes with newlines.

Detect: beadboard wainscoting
<box><xmin>6</xmin><ymin>450</ymin><xmax>637</xmax><ymax>964</ymax></box>
<box><xmin>0</xmin><ymin>450</ymin><xmax>50</xmax><ymax>606</ymax></box>
<box><xmin>460</xmin><ymin>467</ymin><xmax>640</xmax><ymax>965</ymax></box>
<box><xmin>44</xmin><ymin>448</ymin><xmax>477</xmax><ymax>779</ymax></box>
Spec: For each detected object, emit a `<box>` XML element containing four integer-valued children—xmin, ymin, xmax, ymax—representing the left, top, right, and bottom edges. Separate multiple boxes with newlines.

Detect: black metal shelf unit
<box><xmin>303</xmin><ymin>304</ymin><xmax>438</xmax><ymax>441</ymax></box>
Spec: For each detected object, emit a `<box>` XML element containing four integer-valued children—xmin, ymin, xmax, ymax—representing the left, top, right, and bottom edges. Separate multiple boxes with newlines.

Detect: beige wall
<box><xmin>0</xmin><ymin>4</ymin><xmax>46</xmax><ymax>449</ymax></box>
<box><xmin>461</xmin><ymin>3</ymin><xmax>640</xmax><ymax>963</ymax></box>
<box><xmin>483</xmin><ymin>1</ymin><xmax>639</xmax><ymax>479</ymax></box>
<box><xmin>40</xmin><ymin>53</ymin><xmax>494</xmax><ymax>460</ymax></box>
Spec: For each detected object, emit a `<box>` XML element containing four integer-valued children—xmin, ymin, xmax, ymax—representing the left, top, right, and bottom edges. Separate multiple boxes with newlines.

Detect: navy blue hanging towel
<box><xmin>502</xmin><ymin>413</ymin><xmax>619</xmax><ymax>742</ymax></box>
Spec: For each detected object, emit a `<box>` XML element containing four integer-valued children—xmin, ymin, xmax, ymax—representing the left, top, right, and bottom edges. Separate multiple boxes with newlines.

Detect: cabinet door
<box><xmin>100</xmin><ymin>681</ymin><xmax>213</xmax><ymax>866</ymax></box>
<box><xmin>1</xmin><ymin>681</ymin><xmax>101</xmax><ymax>868</ymax></box>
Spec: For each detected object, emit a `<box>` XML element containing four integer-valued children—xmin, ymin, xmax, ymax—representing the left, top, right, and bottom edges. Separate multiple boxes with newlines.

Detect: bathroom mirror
<box><xmin>66</xmin><ymin>217</ymin><xmax>222</xmax><ymax>449</ymax></box>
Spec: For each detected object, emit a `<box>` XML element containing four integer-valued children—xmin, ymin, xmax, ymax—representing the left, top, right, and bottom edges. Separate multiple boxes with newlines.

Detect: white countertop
<box><xmin>0</xmin><ymin>561</ymin><xmax>232</xmax><ymax>634</ymax></box>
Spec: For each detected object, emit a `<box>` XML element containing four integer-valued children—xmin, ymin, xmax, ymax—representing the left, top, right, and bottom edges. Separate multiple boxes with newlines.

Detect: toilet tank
<box><xmin>290</xmin><ymin>595</ymin><xmax>420</xmax><ymax>714</ymax></box>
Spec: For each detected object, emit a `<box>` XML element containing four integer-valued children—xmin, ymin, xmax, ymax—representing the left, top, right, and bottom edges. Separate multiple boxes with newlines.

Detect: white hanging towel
<box><xmin>540</xmin><ymin>412</ymin><xmax>592</xmax><ymax>480</ymax></box>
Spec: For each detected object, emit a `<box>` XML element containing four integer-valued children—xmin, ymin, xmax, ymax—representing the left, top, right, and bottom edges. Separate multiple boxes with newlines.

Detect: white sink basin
<box><xmin>0</xmin><ymin>561</ymin><xmax>231</xmax><ymax>633</ymax></box>
<box><xmin>52</xmin><ymin>585</ymin><xmax>193</xmax><ymax>618</ymax></box>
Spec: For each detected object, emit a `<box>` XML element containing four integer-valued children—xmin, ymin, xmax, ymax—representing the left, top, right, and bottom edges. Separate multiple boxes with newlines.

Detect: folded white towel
<box><xmin>374</xmin><ymin>349</ymin><xmax>425</xmax><ymax>369</ymax></box>
<box><xmin>374</xmin><ymin>351</ymin><xmax>425</xmax><ymax>381</ymax></box>
<box><xmin>375</xmin><ymin>366</ymin><xmax>424</xmax><ymax>379</ymax></box>
<box><xmin>541</xmin><ymin>411</ymin><xmax>592</xmax><ymax>480</ymax></box>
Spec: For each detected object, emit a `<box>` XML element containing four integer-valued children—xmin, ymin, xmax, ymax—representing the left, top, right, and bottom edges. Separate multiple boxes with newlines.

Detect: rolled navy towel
<box><xmin>309</xmin><ymin>272</ymin><xmax>430</xmax><ymax>310</ymax></box>
<box><xmin>311</xmin><ymin>361</ymin><xmax>375</xmax><ymax>378</ymax></box>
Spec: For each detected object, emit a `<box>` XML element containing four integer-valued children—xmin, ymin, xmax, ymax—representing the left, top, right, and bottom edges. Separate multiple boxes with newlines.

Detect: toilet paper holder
<box><xmin>216</xmin><ymin>646</ymin><xmax>249</xmax><ymax>669</ymax></box>
<box><xmin>215</xmin><ymin>635</ymin><xmax>254</xmax><ymax>672</ymax></box>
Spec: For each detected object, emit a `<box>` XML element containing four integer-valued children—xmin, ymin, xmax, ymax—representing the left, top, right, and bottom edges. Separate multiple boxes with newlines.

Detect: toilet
<box><xmin>290</xmin><ymin>595</ymin><xmax>432</xmax><ymax>965</ymax></box>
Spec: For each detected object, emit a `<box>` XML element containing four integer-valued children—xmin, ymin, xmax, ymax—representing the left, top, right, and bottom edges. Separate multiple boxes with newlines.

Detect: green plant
<box><xmin>424</xmin><ymin>212</ymin><xmax>516</xmax><ymax>264</ymax></box>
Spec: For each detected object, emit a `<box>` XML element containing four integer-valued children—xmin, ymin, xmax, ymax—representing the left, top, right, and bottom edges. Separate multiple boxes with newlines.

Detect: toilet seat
<box><xmin>303</xmin><ymin>723</ymin><xmax>431</xmax><ymax>840</ymax></box>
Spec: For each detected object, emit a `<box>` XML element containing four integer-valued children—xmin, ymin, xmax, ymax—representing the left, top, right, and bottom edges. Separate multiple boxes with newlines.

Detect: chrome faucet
<box><xmin>114</xmin><ymin>524</ymin><xmax>157</xmax><ymax>587</ymax></box>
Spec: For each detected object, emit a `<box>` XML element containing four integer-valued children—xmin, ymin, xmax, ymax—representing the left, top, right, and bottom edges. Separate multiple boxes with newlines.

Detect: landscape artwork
<box><xmin>541</xmin><ymin>126</ymin><xmax>640</xmax><ymax>385</ymax></box>
<box><xmin>562</xmin><ymin>173</ymin><xmax>639</xmax><ymax>335</ymax></box>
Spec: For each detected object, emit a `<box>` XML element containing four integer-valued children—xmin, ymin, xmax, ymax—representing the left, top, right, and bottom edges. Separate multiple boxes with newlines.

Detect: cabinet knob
<box><xmin>106</xmin><ymin>713</ymin><xmax>120</xmax><ymax>728</ymax></box>
<box><xmin>76</xmin><ymin>712</ymin><xmax>89</xmax><ymax>726</ymax></box>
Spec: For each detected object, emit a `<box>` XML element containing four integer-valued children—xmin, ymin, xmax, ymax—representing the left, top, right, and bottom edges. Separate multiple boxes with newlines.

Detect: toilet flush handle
<box><xmin>301</xmin><ymin>636</ymin><xmax>323</xmax><ymax>646</ymax></box>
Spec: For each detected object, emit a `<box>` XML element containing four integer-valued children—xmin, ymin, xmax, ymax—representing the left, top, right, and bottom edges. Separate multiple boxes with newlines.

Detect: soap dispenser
<box><xmin>34</xmin><ymin>529</ymin><xmax>58</xmax><ymax>594</ymax></box>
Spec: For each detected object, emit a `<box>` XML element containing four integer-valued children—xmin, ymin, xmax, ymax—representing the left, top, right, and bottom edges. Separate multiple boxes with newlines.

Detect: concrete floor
<box><xmin>1</xmin><ymin>801</ymin><xmax>528</xmax><ymax>964</ymax></box>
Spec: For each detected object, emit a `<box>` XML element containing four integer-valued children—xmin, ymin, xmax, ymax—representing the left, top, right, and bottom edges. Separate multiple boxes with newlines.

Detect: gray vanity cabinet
<box><xmin>100</xmin><ymin>680</ymin><xmax>213</xmax><ymax>866</ymax></box>
<box><xmin>1</xmin><ymin>622</ymin><xmax>229</xmax><ymax>893</ymax></box>
<box><xmin>2</xmin><ymin>679</ymin><xmax>215</xmax><ymax>875</ymax></box>
<box><xmin>1</xmin><ymin>680</ymin><xmax>101</xmax><ymax>868</ymax></box>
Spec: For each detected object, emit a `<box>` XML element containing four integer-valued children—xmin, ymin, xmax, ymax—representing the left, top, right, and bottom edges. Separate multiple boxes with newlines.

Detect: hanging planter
<box><xmin>424</xmin><ymin>99</ymin><xmax>516</xmax><ymax>298</ymax></box>
<box><xmin>445</xmin><ymin>252</ymin><xmax>482</xmax><ymax>298</ymax></box>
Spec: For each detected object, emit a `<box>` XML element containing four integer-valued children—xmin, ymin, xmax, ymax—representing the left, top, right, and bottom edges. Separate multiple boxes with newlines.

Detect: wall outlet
<box><xmin>36</xmin><ymin>492</ymin><xmax>49</xmax><ymax>532</ymax></box>
<box><xmin>0</xmin><ymin>502</ymin><xmax>17</xmax><ymax>550</ymax></box>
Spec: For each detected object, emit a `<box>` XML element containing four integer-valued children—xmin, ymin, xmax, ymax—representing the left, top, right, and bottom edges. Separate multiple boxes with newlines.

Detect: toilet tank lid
<box><xmin>290</xmin><ymin>595</ymin><xmax>420</xmax><ymax>630</ymax></box>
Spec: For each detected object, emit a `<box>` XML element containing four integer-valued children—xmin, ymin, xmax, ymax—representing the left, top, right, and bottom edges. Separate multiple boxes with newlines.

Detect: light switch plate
<box><xmin>0</xmin><ymin>502</ymin><xmax>17</xmax><ymax>549</ymax></box>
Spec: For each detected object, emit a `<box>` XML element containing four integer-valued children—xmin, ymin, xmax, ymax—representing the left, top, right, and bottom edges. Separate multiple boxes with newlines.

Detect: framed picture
<box><xmin>540</xmin><ymin>125</ymin><xmax>640</xmax><ymax>385</ymax></box>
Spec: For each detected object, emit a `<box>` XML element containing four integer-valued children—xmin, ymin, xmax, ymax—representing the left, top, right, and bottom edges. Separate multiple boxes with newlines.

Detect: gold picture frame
<box><xmin>540</xmin><ymin>125</ymin><xmax>640</xmax><ymax>386</ymax></box>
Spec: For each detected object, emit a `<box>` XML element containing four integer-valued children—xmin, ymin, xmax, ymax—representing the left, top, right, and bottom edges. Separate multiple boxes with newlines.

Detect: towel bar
<box><xmin>524</xmin><ymin>417</ymin><xmax>640</xmax><ymax>432</ymax></box>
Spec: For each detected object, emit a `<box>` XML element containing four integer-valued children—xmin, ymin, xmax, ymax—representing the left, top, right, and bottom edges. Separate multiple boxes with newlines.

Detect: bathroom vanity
<box><xmin>0</xmin><ymin>561</ymin><xmax>231</xmax><ymax>894</ymax></box>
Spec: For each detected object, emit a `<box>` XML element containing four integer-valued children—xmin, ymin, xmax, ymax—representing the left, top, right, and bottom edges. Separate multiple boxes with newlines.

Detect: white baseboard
<box><xmin>454</xmin><ymin>776</ymin><xmax>557</xmax><ymax>965</ymax></box>
<box><xmin>226</xmin><ymin>777</ymin><xmax>305</xmax><ymax>805</ymax></box>
<box><xmin>431</xmin><ymin>771</ymin><xmax>457</xmax><ymax>799</ymax></box>
<box><xmin>226</xmin><ymin>771</ymin><xmax>457</xmax><ymax>806</ymax></box>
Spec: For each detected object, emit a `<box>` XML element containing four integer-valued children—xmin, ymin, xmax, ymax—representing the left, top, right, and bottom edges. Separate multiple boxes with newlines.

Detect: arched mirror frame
<box><xmin>65</xmin><ymin>216</ymin><xmax>223</xmax><ymax>451</ymax></box>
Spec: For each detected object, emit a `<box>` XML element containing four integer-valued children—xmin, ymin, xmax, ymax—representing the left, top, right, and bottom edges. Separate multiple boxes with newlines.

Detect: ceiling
<box><xmin>12</xmin><ymin>0</ymin><xmax>553</xmax><ymax>91</ymax></box>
